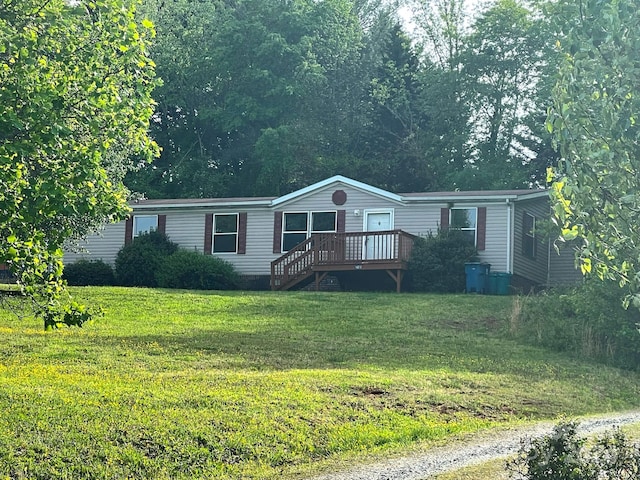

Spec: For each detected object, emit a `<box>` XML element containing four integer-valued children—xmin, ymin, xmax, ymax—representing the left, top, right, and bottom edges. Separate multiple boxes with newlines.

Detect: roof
<box><xmin>131</xmin><ymin>196</ymin><xmax>275</xmax><ymax>210</ymax></box>
<box><xmin>401</xmin><ymin>189</ymin><xmax>549</xmax><ymax>202</ymax></box>
<box><xmin>271</xmin><ymin>175</ymin><xmax>404</xmax><ymax>206</ymax></box>
<box><xmin>129</xmin><ymin>175</ymin><xmax>549</xmax><ymax>210</ymax></box>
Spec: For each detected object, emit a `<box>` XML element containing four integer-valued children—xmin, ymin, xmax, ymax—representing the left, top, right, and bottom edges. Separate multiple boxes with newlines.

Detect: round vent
<box><xmin>332</xmin><ymin>189</ymin><xmax>347</xmax><ymax>205</ymax></box>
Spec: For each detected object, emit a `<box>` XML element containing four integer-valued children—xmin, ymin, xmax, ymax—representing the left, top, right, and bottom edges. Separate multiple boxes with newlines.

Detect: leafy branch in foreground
<box><xmin>547</xmin><ymin>0</ymin><xmax>640</xmax><ymax>307</ymax></box>
<box><xmin>0</xmin><ymin>0</ymin><xmax>158</xmax><ymax>328</ymax></box>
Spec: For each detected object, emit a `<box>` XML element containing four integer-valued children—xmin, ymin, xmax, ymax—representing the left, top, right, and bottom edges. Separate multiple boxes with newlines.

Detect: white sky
<box><xmin>397</xmin><ymin>0</ymin><xmax>487</xmax><ymax>36</ymax></box>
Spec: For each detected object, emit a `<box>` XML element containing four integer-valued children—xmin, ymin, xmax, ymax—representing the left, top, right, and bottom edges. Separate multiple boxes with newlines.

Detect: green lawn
<box><xmin>0</xmin><ymin>288</ymin><xmax>638</xmax><ymax>479</ymax></box>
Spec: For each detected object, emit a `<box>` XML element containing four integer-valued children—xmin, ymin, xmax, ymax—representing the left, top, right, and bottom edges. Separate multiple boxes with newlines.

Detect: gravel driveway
<box><xmin>308</xmin><ymin>411</ymin><xmax>640</xmax><ymax>480</ymax></box>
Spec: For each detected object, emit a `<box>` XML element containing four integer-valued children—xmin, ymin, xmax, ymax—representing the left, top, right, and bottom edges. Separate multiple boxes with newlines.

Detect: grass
<box><xmin>433</xmin><ymin>458</ymin><xmax>510</xmax><ymax>480</ymax></box>
<box><xmin>0</xmin><ymin>288</ymin><xmax>639</xmax><ymax>479</ymax></box>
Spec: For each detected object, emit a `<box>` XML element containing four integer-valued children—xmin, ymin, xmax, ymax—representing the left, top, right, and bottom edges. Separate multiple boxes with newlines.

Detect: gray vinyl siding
<box><xmin>512</xmin><ymin>198</ymin><xmax>550</xmax><ymax>285</ymax></box>
<box><xmin>164</xmin><ymin>211</ymin><xmax>205</xmax><ymax>252</ymax></box>
<box><xmin>276</xmin><ymin>184</ymin><xmax>514</xmax><ymax>272</ymax></box>
<box><xmin>277</xmin><ymin>184</ymin><xmax>401</xmax><ymax>234</ymax></box>
<box><xmin>548</xmin><ymin>241</ymin><xmax>583</xmax><ymax>286</ymax></box>
<box><xmin>237</xmin><ymin>210</ymin><xmax>277</xmax><ymax>274</ymax></box>
<box><xmin>393</xmin><ymin>204</ymin><xmax>441</xmax><ymax>237</ymax></box>
<box><xmin>62</xmin><ymin>180</ymin><xmax>576</xmax><ymax>283</ymax></box>
<box><xmin>398</xmin><ymin>203</ymin><xmax>510</xmax><ymax>272</ymax></box>
<box><xmin>63</xmin><ymin>222</ymin><xmax>126</xmax><ymax>266</ymax></box>
<box><xmin>478</xmin><ymin>203</ymin><xmax>510</xmax><ymax>272</ymax></box>
<box><xmin>157</xmin><ymin>207</ymin><xmax>276</xmax><ymax>276</ymax></box>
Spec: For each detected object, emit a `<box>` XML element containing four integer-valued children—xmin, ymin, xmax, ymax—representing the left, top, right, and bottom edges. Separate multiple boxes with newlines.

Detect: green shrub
<box><xmin>63</xmin><ymin>259</ymin><xmax>115</xmax><ymax>286</ymax></box>
<box><xmin>115</xmin><ymin>231</ymin><xmax>178</xmax><ymax>287</ymax></box>
<box><xmin>407</xmin><ymin>229</ymin><xmax>477</xmax><ymax>293</ymax></box>
<box><xmin>155</xmin><ymin>249</ymin><xmax>240</xmax><ymax>290</ymax></box>
<box><xmin>507</xmin><ymin>422</ymin><xmax>640</xmax><ymax>480</ymax></box>
<box><xmin>512</xmin><ymin>279</ymin><xmax>640</xmax><ymax>369</ymax></box>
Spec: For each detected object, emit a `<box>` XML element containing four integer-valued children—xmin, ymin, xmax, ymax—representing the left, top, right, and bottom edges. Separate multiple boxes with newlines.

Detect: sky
<box><xmin>397</xmin><ymin>0</ymin><xmax>486</xmax><ymax>37</ymax></box>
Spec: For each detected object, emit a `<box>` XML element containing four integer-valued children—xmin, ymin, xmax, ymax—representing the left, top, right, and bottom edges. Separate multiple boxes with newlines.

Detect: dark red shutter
<box><xmin>204</xmin><ymin>214</ymin><xmax>213</xmax><ymax>255</ymax></box>
<box><xmin>440</xmin><ymin>208</ymin><xmax>449</xmax><ymax>231</ymax></box>
<box><xmin>273</xmin><ymin>211</ymin><xmax>282</xmax><ymax>254</ymax></box>
<box><xmin>337</xmin><ymin>210</ymin><xmax>346</xmax><ymax>233</ymax></box>
<box><xmin>124</xmin><ymin>216</ymin><xmax>134</xmax><ymax>245</ymax></box>
<box><xmin>238</xmin><ymin>212</ymin><xmax>247</xmax><ymax>254</ymax></box>
<box><xmin>157</xmin><ymin>215</ymin><xmax>166</xmax><ymax>234</ymax></box>
<box><xmin>477</xmin><ymin>207</ymin><xmax>486</xmax><ymax>251</ymax></box>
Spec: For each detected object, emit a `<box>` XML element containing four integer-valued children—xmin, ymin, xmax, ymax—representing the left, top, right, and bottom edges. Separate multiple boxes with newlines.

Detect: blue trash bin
<box><xmin>465</xmin><ymin>262</ymin><xmax>490</xmax><ymax>293</ymax></box>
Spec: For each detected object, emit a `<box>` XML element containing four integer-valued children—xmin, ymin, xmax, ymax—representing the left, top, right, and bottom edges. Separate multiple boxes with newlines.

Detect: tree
<box><xmin>129</xmin><ymin>0</ymin><xmax>369</xmax><ymax>198</ymax></box>
<box><xmin>0</xmin><ymin>0</ymin><xmax>158</xmax><ymax>328</ymax></box>
<box><xmin>455</xmin><ymin>0</ymin><xmax>551</xmax><ymax>189</ymax></box>
<box><xmin>365</xmin><ymin>21</ymin><xmax>431</xmax><ymax>191</ymax></box>
<box><xmin>548</xmin><ymin>0</ymin><xmax>640</xmax><ymax>306</ymax></box>
<box><xmin>410</xmin><ymin>0</ymin><xmax>473</xmax><ymax>189</ymax></box>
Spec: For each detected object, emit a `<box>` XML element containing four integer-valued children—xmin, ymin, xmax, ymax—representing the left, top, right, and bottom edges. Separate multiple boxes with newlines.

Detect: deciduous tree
<box><xmin>456</xmin><ymin>0</ymin><xmax>550</xmax><ymax>189</ymax></box>
<box><xmin>0</xmin><ymin>0</ymin><xmax>158</xmax><ymax>327</ymax></box>
<box><xmin>549</xmin><ymin>0</ymin><xmax>640</xmax><ymax>305</ymax></box>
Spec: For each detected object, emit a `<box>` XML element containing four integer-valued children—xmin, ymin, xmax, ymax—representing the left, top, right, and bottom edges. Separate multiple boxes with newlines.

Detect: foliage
<box><xmin>126</xmin><ymin>0</ymin><xmax>558</xmax><ymax>199</ymax></box>
<box><xmin>155</xmin><ymin>249</ymin><xmax>240</xmax><ymax>290</ymax></box>
<box><xmin>511</xmin><ymin>279</ymin><xmax>640</xmax><ymax>369</ymax></box>
<box><xmin>130</xmin><ymin>0</ymin><xmax>370</xmax><ymax>198</ymax></box>
<box><xmin>115</xmin><ymin>231</ymin><xmax>178</xmax><ymax>287</ymax></box>
<box><xmin>448</xmin><ymin>0</ymin><xmax>557</xmax><ymax>189</ymax></box>
<box><xmin>63</xmin><ymin>260</ymin><xmax>116</xmax><ymax>286</ymax></box>
<box><xmin>508</xmin><ymin>422</ymin><xmax>591</xmax><ymax>480</ymax></box>
<box><xmin>507</xmin><ymin>421</ymin><xmax>640</xmax><ymax>480</ymax></box>
<box><xmin>408</xmin><ymin>229</ymin><xmax>477</xmax><ymax>292</ymax></box>
<box><xmin>548</xmin><ymin>0</ymin><xmax>640</xmax><ymax>306</ymax></box>
<box><xmin>0</xmin><ymin>0</ymin><xmax>158</xmax><ymax>328</ymax></box>
<box><xmin>1</xmin><ymin>289</ymin><xmax>640</xmax><ymax>478</ymax></box>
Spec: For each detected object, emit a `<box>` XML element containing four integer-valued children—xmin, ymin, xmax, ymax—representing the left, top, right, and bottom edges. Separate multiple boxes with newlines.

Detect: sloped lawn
<box><xmin>0</xmin><ymin>288</ymin><xmax>638</xmax><ymax>479</ymax></box>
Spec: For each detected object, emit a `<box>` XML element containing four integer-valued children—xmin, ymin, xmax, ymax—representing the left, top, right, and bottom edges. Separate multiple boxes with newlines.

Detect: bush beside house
<box><xmin>115</xmin><ymin>231</ymin><xmax>179</xmax><ymax>287</ymax></box>
<box><xmin>114</xmin><ymin>231</ymin><xmax>240</xmax><ymax>290</ymax></box>
<box><xmin>156</xmin><ymin>249</ymin><xmax>240</xmax><ymax>290</ymax></box>
<box><xmin>63</xmin><ymin>259</ymin><xmax>116</xmax><ymax>286</ymax></box>
<box><xmin>407</xmin><ymin>230</ymin><xmax>477</xmax><ymax>293</ymax></box>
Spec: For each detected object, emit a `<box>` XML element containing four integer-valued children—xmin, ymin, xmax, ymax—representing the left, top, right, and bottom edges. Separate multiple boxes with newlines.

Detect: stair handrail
<box><xmin>270</xmin><ymin>236</ymin><xmax>316</xmax><ymax>289</ymax></box>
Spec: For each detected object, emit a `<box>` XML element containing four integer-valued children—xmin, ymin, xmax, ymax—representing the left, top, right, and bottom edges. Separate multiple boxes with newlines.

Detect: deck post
<box><xmin>315</xmin><ymin>271</ymin><xmax>329</xmax><ymax>291</ymax></box>
<box><xmin>385</xmin><ymin>269</ymin><xmax>403</xmax><ymax>293</ymax></box>
<box><xmin>270</xmin><ymin>262</ymin><xmax>275</xmax><ymax>290</ymax></box>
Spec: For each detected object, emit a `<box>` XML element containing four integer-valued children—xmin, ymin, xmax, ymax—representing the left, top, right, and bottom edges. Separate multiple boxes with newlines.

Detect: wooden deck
<box><xmin>270</xmin><ymin>230</ymin><xmax>416</xmax><ymax>292</ymax></box>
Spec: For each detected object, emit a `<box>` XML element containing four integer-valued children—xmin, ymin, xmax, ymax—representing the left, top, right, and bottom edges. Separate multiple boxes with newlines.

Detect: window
<box><xmin>450</xmin><ymin>208</ymin><xmax>477</xmax><ymax>245</ymax></box>
<box><xmin>282</xmin><ymin>212</ymin><xmax>308</xmax><ymax>252</ymax></box>
<box><xmin>523</xmin><ymin>212</ymin><xmax>536</xmax><ymax>258</ymax></box>
<box><xmin>133</xmin><ymin>215</ymin><xmax>158</xmax><ymax>237</ymax></box>
<box><xmin>311</xmin><ymin>211</ymin><xmax>337</xmax><ymax>233</ymax></box>
<box><xmin>282</xmin><ymin>211</ymin><xmax>337</xmax><ymax>251</ymax></box>
<box><xmin>213</xmin><ymin>214</ymin><xmax>238</xmax><ymax>253</ymax></box>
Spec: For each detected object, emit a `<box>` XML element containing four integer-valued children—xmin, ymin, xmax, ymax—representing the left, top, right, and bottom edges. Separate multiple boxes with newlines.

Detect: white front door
<box><xmin>364</xmin><ymin>211</ymin><xmax>393</xmax><ymax>260</ymax></box>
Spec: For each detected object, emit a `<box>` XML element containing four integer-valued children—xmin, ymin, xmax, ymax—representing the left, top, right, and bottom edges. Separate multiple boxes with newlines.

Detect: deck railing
<box><xmin>271</xmin><ymin>230</ymin><xmax>416</xmax><ymax>290</ymax></box>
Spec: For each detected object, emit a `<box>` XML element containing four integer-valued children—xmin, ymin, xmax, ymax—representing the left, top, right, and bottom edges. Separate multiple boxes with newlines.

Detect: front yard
<box><xmin>0</xmin><ymin>289</ymin><xmax>638</xmax><ymax>479</ymax></box>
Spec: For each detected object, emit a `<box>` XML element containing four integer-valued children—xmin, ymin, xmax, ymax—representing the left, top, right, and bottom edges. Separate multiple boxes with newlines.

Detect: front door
<box><xmin>364</xmin><ymin>210</ymin><xmax>393</xmax><ymax>260</ymax></box>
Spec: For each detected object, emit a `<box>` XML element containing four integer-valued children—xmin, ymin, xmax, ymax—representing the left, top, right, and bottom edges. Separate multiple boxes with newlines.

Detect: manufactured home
<box><xmin>64</xmin><ymin>175</ymin><xmax>582</xmax><ymax>291</ymax></box>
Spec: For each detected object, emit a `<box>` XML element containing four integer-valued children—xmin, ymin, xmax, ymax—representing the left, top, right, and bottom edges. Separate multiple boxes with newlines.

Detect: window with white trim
<box><xmin>213</xmin><ymin>214</ymin><xmax>238</xmax><ymax>253</ymax></box>
<box><xmin>133</xmin><ymin>215</ymin><xmax>158</xmax><ymax>237</ymax></box>
<box><xmin>450</xmin><ymin>207</ymin><xmax>477</xmax><ymax>245</ymax></box>
<box><xmin>282</xmin><ymin>211</ymin><xmax>337</xmax><ymax>251</ymax></box>
<box><xmin>523</xmin><ymin>212</ymin><xmax>536</xmax><ymax>258</ymax></box>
